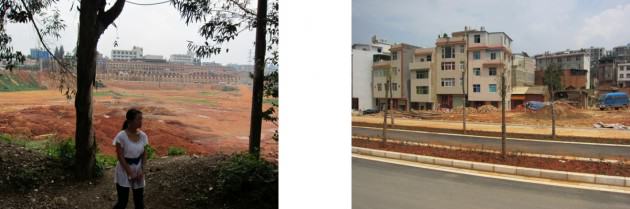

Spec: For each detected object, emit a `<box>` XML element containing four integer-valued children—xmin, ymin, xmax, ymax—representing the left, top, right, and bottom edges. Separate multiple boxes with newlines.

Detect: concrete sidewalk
<box><xmin>353</xmin><ymin>117</ymin><xmax>630</xmax><ymax>142</ymax></box>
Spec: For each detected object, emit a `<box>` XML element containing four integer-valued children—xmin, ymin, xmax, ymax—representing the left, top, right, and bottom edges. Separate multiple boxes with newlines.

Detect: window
<box><xmin>621</xmin><ymin>74</ymin><xmax>624</xmax><ymax>78</ymax></box>
<box><xmin>377</xmin><ymin>83</ymin><xmax>382</xmax><ymax>91</ymax></box>
<box><xmin>576</xmin><ymin>56</ymin><xmax>580</xmax><ymax>61</ymax></box>
<box><xmin>460</xmin><ymin>45</ymin><xmax>465</xmax><ymax>53</ymax></box>
<box><xmin>441</xmin><ymin>78</ymin><xmax>455</xmax><ymax>87</ymax></box>
<box><xmin>416</xmin><ymin>70</ymin><xmax>429</xmax><ymax>79</ymax></box>
<box><xmin>426</xmin><ymin>55</ymin><xmax>432</xmax><ymax>62</ymax></box>
<box><xmin>473</xmin><ymin>84</ymin><xmax>480</xmax><ymax>93</ymax></box>
<box><xmin>392</xmin><ymin>52</ymin><xmax>398</xmax><ymax>60</ymax></box>
<box><xmin>392</xmin><ymin>83</ymin><xmax>398</xmax><ymax>91</ymax></box>
<box><xmin>489</xmin><ymin>68</ymin><xmax>497</xmax><ymax>76</ymax></box>
<box><xmin>627</xmin><ymin>73</ymin><xmax>630</xmax><ymax>78</ymax></box>
<box><xmin>557</xmin><ymin>58</ymin><xmax>561</xmax><ymax>62</ymax></box>
<box><xmin>489</xmin><ymin>84</ymin><xmax>497</xmax><ymax>92</ymax></box>
<box><xmin>474</xmin><ymin>34</ymin><xmax>481</xmax><ymax>43</ymax></box>
<box><xmin>416</xmin><ymin>86</ymin><xmax>429</xmax><ymax>94</ymax></box>
<box><xmin>474</xmin><ymin>68</ymin><xmax>480</xmax><ymax>76</ymax></box>
<box><xmin>441</xmin><ymin>62</ymin><xmax>455</xmax><ymax>70</ymax></box>
<box><xmin>385</xmin><ymin>83</ymin><xmax>389</xmax><ymax>91</ymax></box>
<box><xmin>442</xmin><ymin>46</ymin><xmax>455</xmax><ymax>59</ymax></box>
<box><xmin>490</xmin><ymin>52</ymin><xmax>497</xmax><ymax>60</ymax></box>
<box><xmin>473</xmin><ymin>51</ymin><xmax>480</xmax><ymax>60</ymax></box>
<box><xmin>566</xmin><ymin>57</ymin><xmax>570</xmax><ymax>62</ymax></box>
<box><xmin>460</xmin><ymin>61</ymin><xmax>465</xmax><ymax>70</ymax></box>
<box><xmin>392</xmin><ymin>67</ymin><xmax>398</xmax><ymax>75</ymax></box>
<box><xmin>419</xmin><ymin>58</ymin><xmax>425</xmax><ymax>62</ymax></box>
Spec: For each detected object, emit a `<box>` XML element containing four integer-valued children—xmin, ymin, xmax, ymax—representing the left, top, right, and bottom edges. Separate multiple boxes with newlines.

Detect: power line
<box><xmin>125</xmin><ymin>0</ymin><xmax>170</xmax><ymax>6</ymax></box>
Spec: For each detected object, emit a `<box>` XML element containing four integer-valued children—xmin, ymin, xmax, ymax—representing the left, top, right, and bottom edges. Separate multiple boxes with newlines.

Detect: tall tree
<box><xmin>73</xmin><ymin>0</ymin><xmax>125</xmax><ymax>179</ymax></box>
<box><xmin>543</xmin><ymin>63</ymin><xmax>562</xmax><ymax>140</ymax></box>
<box><xmin>500</xmin><ymin>70</ymin><xmax>507</xmax><ymax>158</ymax></box>
<box><xmin>173</xmin><ymin>0</ymin><xmax>279</xmax><ymax>158</ymax></box>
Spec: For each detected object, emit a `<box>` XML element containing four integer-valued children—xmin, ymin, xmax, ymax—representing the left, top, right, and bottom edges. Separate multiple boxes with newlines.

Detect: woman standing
<box><xmin>113</xmin><ymin>108</ymin><xmax>148</xmax><ymax>209</ymax></box>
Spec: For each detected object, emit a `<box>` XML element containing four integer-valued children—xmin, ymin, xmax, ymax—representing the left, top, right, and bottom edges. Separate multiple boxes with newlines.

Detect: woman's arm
<box><xmin>116</xmin><ymin>143</ymin><xmax>134</xmax><ymax>178</ymax></box>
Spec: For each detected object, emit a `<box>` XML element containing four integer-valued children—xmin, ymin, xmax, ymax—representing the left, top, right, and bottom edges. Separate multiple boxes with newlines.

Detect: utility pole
<box><xmin>501</xmin><ymin>70</ymin><xmax>507</xmax><ymax>158</ymax></box>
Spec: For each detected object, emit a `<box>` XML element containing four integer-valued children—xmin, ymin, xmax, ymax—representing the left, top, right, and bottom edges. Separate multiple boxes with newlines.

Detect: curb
<box><xmin>352</xmin><ymin>147</ymin><xmax>630</xmax><ymax>187</ymax></box>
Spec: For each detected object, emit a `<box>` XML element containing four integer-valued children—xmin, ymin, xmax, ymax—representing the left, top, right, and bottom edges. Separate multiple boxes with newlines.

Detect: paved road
<box><xmin>353</xmin><ymin>126</ymin><xmax>630</xmax><ymax>159</ymax></box>
<box><xmin>353</xmin><ymin>157</ymin><xmax>630</xmax><ymax>209</ymax></box>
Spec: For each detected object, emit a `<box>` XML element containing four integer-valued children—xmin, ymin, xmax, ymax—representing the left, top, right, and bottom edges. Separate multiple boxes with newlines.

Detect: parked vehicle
<box><xmin>525</xmin><ymin>101</ymin><xmax>545</xmax><ymax>111</ymax></box>
<box><xmin>598</xmin><ymin>92</ymin><xmax>630</xmax><ymax>110</ymax></box>
<box><xmin>362</xmin><ymin>109</ymin><xmax>380</xmax><ymax>115</ymax></box>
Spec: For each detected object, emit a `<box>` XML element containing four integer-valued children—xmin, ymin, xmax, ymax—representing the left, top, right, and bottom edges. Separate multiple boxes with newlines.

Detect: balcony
<box><xmin>436</xmin><ymin>36</ymin><xmax>465</xmax><ymax>46</ymax></box>
<box><xmin>373</xmin><ymin>60</ymin><xmax>391</xmax><ymax>69</ymax></box>
<box><xmin>410</xmin><ymin>61</ymin><xmax>431</xmax><ymax>70</ymax></box>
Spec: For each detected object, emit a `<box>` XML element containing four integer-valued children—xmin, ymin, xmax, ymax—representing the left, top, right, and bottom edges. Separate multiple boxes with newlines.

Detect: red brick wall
<box><xmin>533</xmin><ymin>69</ymin><xmax>587</xmax><ymax>89</ymax></box>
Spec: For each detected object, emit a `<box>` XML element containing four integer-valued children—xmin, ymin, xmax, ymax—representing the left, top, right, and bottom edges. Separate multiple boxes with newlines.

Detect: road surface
<box><xmin>353</xmin><ymin>126</ymin><xmax>630</xmax><ymax>159</ymax></box>
<box><xmin>353</xmin><ymin>157</ymin><xmax>630</xmax><ymax>209</ymax></box>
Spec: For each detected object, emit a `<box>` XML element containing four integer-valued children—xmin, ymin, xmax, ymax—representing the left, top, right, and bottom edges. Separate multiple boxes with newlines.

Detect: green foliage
<box><xmin>45</xmin><ymin>139</ymin><xmax>75</xmax><ymax>168</ymax></box>
<box><xmin>213</xmin><ymin>153</ymin><xmax>278</xmax><ymax>209</ymax></box>
<box><xmin>222</xmin><ymin>85</ymin><xmax>238</xmax><ymax>91</ymax></box>
<box><xmin>543</xmin><ymin>63</ymin><xmax>563</xmax><ymax>93</ymax></box>
<box><xmin>199</xmin><ymin>91</ymin><xmax>215</xmax><ymax>96</ymax></box>
<box><xmin>167</xmin><ymin>146</ymin><xmax>187</xmax><ymax>156</ymax></box>
<box><xmin>0</xmin><ymin>72</ymin><xmax>46</xmax><ymax>92</ymax></box>
<box><xmin>145</xmin><ymin>144</ymin><xmax>156</xmax><ymax>159</ymax></box>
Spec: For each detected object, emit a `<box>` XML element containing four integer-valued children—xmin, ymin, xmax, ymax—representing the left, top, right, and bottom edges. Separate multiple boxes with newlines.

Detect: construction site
<box><xmin>0</xmin><ymin>70</ymin><xmax>278</xmax><ymax>159</ymax></box>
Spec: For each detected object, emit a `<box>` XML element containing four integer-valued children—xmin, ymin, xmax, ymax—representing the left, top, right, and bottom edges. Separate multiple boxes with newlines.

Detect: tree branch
<box><xmin>98</xmin><ymin>0</ymin><xmax>125</xmax><ymax>33</ymax></box>
<box><xmin>226</xmin><ymin>0</ymin><xmax>256</xmax><ymax>17</ymax></box>
<box><xmin>18</xmin><ymin>0</ymin><xmax>75</xmax><ymax>77</ymax></box>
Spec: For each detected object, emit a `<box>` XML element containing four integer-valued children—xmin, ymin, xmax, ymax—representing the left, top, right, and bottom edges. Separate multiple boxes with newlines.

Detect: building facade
<box><xmin>617</xmin><ymin>63</ymin><xmax>630</xmax><ymax>87</ymax></box>
<box><xmin>372</xmin><ymin>43</ymin><xmax>418</xmax><ymax>111</ymax></box>
<box><xmin>352</xmin><ymin>37</ymin><xmax>391</xmax><ymax>111</ymax></box>
<box><xmin>409</xmin><ymin>47</ymin><xmax>436</xmax><ymax>110</ymax></box>
<box><xmin>111</xmin><ymin>46</ymin><xmax>143</xmax><ymax>60</ymax></box>
<box><xmin>512</xmin><ymin>52</ymin><xmax>535</xmax><ymax>86</ymax></box>
<box><xmin>613</xmin><ymin>43</ymin><xmax>630</xmax><ymax>64</ymax></box>
<box><xmin>169</xmin><ymin>54</ymin><xmax>194</xmax><ymax>64</ymax></box>
<box><xmin>534</xmin><ymin>49</ymin><xmax>591</xmax><ymax>89</ymax></box>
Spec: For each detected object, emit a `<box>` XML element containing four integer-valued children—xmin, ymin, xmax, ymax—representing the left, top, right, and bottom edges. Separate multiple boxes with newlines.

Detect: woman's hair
<box><xmin>122</xmin><ymin>108</ymin><xmax>143</xmax><ymax>130</ymax></box>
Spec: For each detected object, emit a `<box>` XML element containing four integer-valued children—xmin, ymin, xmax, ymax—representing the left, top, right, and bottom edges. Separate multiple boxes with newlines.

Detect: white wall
<box><xmin>352</xmin><ymin>48</ymin><xmax>377</xmax><ymax>111</ymax></box>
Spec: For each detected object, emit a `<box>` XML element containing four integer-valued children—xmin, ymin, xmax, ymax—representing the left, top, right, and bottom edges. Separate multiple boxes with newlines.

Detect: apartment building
<box><xmin>434</xmin><ymin>31</ymin><xmax>467</xmax><ymax>109</ymax></box>
<box><xmin>534</xmin><ymin>50</ymin><xmax>591</xmax><ymax>89</ymax></box>
<box><xmin>613</xmin><ymin>43</ymin><xmax>630</xmax><ymax>63</ymax></box>
<box><xmin>112</xmin><ymin>46</ymin><xmax>143</xmax><ymax>60</ymax></box>
<box><xmin>512</xmin><ymin>52</ymin><xmax>535</xmax><ymax>86</ymax></box>
<box><xmin>409</xmin><ymin>47</ymin><xmax>436</xmax><ymax>110</ymax></box>
<box><xmin>352</xmin><ymin>37</ymin><xmax>391</xmax><ymax>111</ymax></box>
<box><xmin>617</xmin><ymin>63</ymin><xmax>630</xmax><ymax>87</ymax></box>
<box><xmin>372</xmin><ymin>43</ymin><xmax>418</xmax><ymax>111</ymax></box>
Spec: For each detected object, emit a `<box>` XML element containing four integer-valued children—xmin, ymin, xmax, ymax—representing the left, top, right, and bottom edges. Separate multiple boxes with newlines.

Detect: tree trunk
<box><xmin>462</xmin><ymin>71</ymin><xmax>467</xmax><ymax>134</ymax></box>
<box><xmin>381</xmin><ymin>79</ymin><xmax>389</xmax><ymax>148</ymax></box>
<box><xmin>501</xmin><ymin>72</ymin><xmax>506</xmax><ymax>158</ymax></box>
<box><xmin>389</xmin><ymin>79</ymin><xmax>394</xmax><ymax>125</ymax></box>
<box><xmin>75</xmin><ymin>1</ymin><xmax>99</xmax><ymax>179</ymax></box>
<box><xmin>551</xmin><ymin>89</ymin><xmax>556</xmax><ymax>140</ymax></box>
<box><xmin>248</xmin><ymin>0</ymin><xmax>268</xmax><ymax>158</ymax></box>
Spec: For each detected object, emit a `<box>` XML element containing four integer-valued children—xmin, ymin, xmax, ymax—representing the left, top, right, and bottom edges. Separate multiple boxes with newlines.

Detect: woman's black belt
<box><xmin>125</xmin><ymin>156</ymin><xmax>142</xmax><ymax>165</ymax></box>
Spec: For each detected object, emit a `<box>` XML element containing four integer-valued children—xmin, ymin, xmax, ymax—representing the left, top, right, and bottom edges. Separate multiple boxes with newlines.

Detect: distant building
<box><xmin>372</xmin><ymin>43</ymin><xmax>416</xmax><ymax>111</ymax></box>
<box><xmin>169</xmin><ymin>54</ymin><xmax>194</xmax><ymax>64</ymax></box>
<box><xmin>512</xmin><ymin>52</ymin><xmax>535</xmax><ymax>86</ymax></box>
<box><xmin>30</xmin><ymin>48</ymin><xmax>50</xmax><ymax>60</ymax></box>
<box><xmin>111</xmin><ymin>46</ymin><xmax>143</xmax><ymax>60</ymax></box>
<box><xmin>352</xmin><ymin>36</ymin><xmax>391</xmax><ymax>111</ymax></box>
<box><xmin>142</xmin><ymin>55</ymin><xmax>163</xmax><ymax>60</ymax></box>
<box><xmin>534</xmin><ymin>49</ymin><xmax>591</xmax><ymax>89</ymax></box>
<box><xmin>617</xmin><ymin>63</ymin><xmax>630</xmax><ymax>87</ymax></box>
<box><xmin>612</xmin><ymin>43</ymin><xmax>630</xmax><ymax>64</ymax></box>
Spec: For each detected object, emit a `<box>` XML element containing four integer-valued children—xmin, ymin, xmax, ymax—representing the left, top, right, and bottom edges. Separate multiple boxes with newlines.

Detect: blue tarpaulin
<box><xmin>525</xmin><ymin>101</ymin><xmax>545</xmax><ymax>110</ymax></box>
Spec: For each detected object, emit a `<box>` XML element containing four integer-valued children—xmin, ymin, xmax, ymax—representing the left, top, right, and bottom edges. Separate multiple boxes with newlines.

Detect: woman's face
<box><xmin>129</xmin><ymin>113</ymin><xmax>143</xmax><ymax>129</ymax></box>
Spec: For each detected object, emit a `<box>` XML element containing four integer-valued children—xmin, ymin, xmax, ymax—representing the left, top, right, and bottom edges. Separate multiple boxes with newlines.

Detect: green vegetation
<box><xmin>171</xmin><ymin>96</ymin><xmax>217</xmax><ymax>107</ymax></box>
<box><xmin>93</xmin><ymin>89</ymin><xmax>144</xmax><ymax>98</ymax></box>
<box><xmin>167</xmin><ymin>146</ymin><xmax>187</xmax><ymax>156</ymax></box>
<box><xmin>145</xmin><ymin>144</ymin><xmax>156</xmax><ymax>159</ymax></box>
<box><xmin>263</xmin><ymin>98</ymin><xmax>278</xmax><ymax>106</ymax></box>
<box><xmin>213</xmin><ymin>153</ymin><xmax>278</xmax><ymax>209</ymax></box>
<box><xmin>199</xmin><ymin>91</ymin><xmax>216</xmax><ymax>96</ymax></box>
<box><xmin>0</xmin><ymin>72</ymin><xmax>45</xmax><ymax>92</ymax></box>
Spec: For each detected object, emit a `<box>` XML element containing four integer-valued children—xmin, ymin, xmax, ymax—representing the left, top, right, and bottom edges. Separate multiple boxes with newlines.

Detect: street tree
<box><xmin>543</xmin><ymin>63</ymin><xmax>563</xmax><ymax>140</ymax></box>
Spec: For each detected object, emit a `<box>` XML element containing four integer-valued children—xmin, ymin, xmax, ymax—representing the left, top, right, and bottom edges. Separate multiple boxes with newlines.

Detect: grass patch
<box><xmin>199</xmin><ymin>91</ymin><xmax>216</xmax><ymax>96</ymax></box>
<box><xmin>167</xmin><ymin>146</ymin><xmax>186</xmax><ymax>156</ymax></box>
<box><xmin>263</xmin><ymin>98</ymin><xmax>278</xmax><ymax>106</ymax></box>
<box><xmin>0</xmin><ymin>72</ymin><xmax>45</xmax><ymax>92</ymax></box>
<box><xmin>171</xmin><ymin>96</ymin><xmax>217</xmax><ymax>107</ymax></box>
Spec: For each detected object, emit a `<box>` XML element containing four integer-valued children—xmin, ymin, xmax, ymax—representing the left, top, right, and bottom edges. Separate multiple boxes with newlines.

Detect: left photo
<box><xmin>0</xmin><ymin>0</ymin><xmax>278</xmax><ymax>208</ymax></box>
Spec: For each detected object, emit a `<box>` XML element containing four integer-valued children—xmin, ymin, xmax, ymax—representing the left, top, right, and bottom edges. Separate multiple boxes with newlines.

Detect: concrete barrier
<box><xmin>516</xmin><ymin>167</ymin><xmax>541</xmax><ymax>178</ymax></box>
<box><xmin>452</xmin><ymin>160</ymin><xmax>472</xmax><ymax>169</ymax></box>
<box><xmin>567</xmin><ymin>172</ymin><xmax>595</xmax><ymax>184</ymax></box>
<box><xmin>540</xmin><ymin>170</ymin><xmax>569</xmax><ymax>181</ymax></box>
<box><xmin>400</xmin><ymin>153</ymin><xmax>417</xmax><ymax>162</ymax></box>
<box><xmin>384</xmin><ymin>151</ymin><xmax>401</xmax><ymax>160</ymax></box>
<box><xmin>371</xmin><ymin>150</ymin><xmax>386</xmax><ymax>158</ymax></box>
<box><xmin>494</xmin><ymin>165</ymin><xmax>517</xmax><ymax>175</ymax></box>
<box><xmin>471</xmin><ymin>162</ymin><xmax>494</xmax><ymax>172</ymax></box>
<box><xmin>434</xmin><ymin>158</ymin><xmax>453</xmax><ymax>167</ymax></box>
<box><xmin>416</xmin><ymin>155</ymin><xmax>435</xmax><ymax>164</ymax></box>
<box><xmin>595</xmin><ymin>175</ymin><xmax>626</xmax><ymax>187</ymax></box>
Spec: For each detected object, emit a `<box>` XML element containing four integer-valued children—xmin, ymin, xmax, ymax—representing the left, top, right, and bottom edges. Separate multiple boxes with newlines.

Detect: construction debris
<box><xmin>592</xmin><ymin>121</ymin><xmax>630</xmax><ymax>130</ymax></box>
<box><xmin>477</xmin><ymin>105</ymin><xmax>498</xmax><ymax>113</ymax></box>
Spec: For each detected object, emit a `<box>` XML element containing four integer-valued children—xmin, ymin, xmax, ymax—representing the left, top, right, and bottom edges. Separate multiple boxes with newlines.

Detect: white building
<box><xmin>111</xmin><ymin>46</ymin><xmax>143</xmax><ymax>60</ymax></box>
<box><xmin>352</xmin><ymin>36</ymin><xmax>391</xmax><ymax>111</ymax></box>
<box><xmin>169</xmin><ymin>54</ymin><xmax>194</xmax><ymax>64</ymax></box>
<box><xmin>617</xmin><ymin>63</ymin><xmax>630</xmax><ymax>87</ymax></box>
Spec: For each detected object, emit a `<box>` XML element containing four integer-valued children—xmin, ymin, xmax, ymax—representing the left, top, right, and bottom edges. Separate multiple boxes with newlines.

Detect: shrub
<box><xmin>167</xmin><ymin>146</ymin><xmax>186</xmax><ymax>156</ymax></box>
<box><xmin>213</xmin><ymin>153</ymin><xmax>278</xmax><ymax>209</ymax></box>
<box><xmin>145</xmin><ymin>144</ymin><xmax>156</xmax><ymax>159</ymax></box>
<box><xmin>46</xmin><ymin>138</ymin><xmax>75</xmax><ymax>168</ymax></box>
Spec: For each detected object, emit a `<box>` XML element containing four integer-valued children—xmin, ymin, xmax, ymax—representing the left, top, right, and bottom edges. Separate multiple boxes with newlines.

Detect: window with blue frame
<box><xmin>489</xmin><ymin>84</ymin><xmax>497</xmax><ymax>92</ymax></box>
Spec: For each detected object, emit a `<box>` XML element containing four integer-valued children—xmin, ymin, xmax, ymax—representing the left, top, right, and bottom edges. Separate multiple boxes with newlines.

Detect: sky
<box><xmin>6</xmin><ymin>0</ymin><xmax>256</xmax><ymax>65</ymax></box>
<box><xmin>353</xmin><ymin>0</ymin><xmax>630</xmax><ymax>55</ymax></box>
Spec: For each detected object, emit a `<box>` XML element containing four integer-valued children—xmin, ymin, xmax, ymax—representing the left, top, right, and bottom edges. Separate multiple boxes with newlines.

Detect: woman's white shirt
<box><xmin>112</xmin><ymin>130</ymin><xmax>148</xmax><ymax>189</ymax></box>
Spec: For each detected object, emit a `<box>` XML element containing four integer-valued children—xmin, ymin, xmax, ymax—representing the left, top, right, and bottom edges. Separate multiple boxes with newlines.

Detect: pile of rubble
<box><xmin>592</xmin><ymin>121</ymin><xmax>630</xmax><ymax>130</ymax></box>
<box><xmin>527</xmin><ymin>101</ymin><xmax>590</xmax><ymax>119</ymax></box>
<box><xmin>451</xmin><ymin>106</ymin><xmax>478</xmax><ymax>114</ymax></box>
<box><xmin>477</xmin><ymin>105</ymin><xmax>499</xmax><ymax>113</ymax></box>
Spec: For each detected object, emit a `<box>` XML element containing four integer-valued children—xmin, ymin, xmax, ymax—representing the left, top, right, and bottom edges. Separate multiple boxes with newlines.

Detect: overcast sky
<box><xmin>353</xmin><ymin>0</ymin><xmax>630</xmax><ymax>55</ymax></box>
<box><xmin>6</xmin><ymin>0</ymin><xmax>256</xmax><ymax>65</ymax></box>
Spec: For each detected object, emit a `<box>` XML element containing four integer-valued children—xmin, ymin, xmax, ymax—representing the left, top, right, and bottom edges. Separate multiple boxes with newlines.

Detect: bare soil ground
<box><xmin>0</xmin><ymin>80</ymin><xmax>277</xmax><ymax>160</ymax></box>
<box><xmin>353</xmin><ymin>138</ymin><xmax>630</xmax><ymax>177</ymax></box>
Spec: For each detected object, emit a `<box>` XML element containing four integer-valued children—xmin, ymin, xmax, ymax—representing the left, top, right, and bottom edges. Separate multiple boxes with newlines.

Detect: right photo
<box><xmin>352</xmin><ymin>0</ymin><xmax>630</xmax><ymax>208</ymax></box>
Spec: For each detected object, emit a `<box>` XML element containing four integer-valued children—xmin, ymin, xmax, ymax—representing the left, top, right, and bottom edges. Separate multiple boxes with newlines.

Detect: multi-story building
<box><xmin>617</xmin><ymin>63</ymin><xmax>630</xmax><ymax>87</ymax></box>
<box><xmin>169</xmin><ymin>53</ymin><xmax>194</xmax><ymax>64</ymax></box>
<box><xmin>352</xmin><ymin>37</ymin><xmax>391</xmax><ymax>111</ymax></box>
<box><xmin>409</xmin><ymin>47</ymin><xmax>436</xmax><ymax>110</ymax></box>
<box><xmin>534</xmin><ymin>49</ymin><xmax>591</xmax><ymax>89</ymax></box>
<box><xmin>594</xmin><ymin>56</ymin><xmax>617</xmax><ymax>87</ymax></box>
<box><xmin>434</xmin><ymin>31</ymin><xmax>467</xmax><ymax>109</ymax></box>
<box><xmin>512</xmin><ymin>52</ymin><xmax>535</xmax><ymax>86</ymax></box>
<box><xmin>111</xmin><ymin>46</ymin><xmax>143</xmax><ymax>60</ymax></box>
<box><xmin>584</xmin><ymin>47</ymin><xmax>604</xmax><ymax>82</ymax></box>
<box><xmin>372</xmin><ymin>43</ymin><xmax>418</xmax><ymax>111</ymax></box>
<box><xmin>613</xmin><ymin>43</ymin><xmax>630</xmax><ymax>64</ymax></box>
<box><xmin>465</xmin><ymin>28</ymin><xmax>513</xmax><ymax>108</ymax></box>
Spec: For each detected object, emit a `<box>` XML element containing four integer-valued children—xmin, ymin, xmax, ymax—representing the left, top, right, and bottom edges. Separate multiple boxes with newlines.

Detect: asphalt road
<box><xmin>353</xmin><ymin>157</ymin><xmax>630</xmax><ymax>209</ymax></box>
<box><xmin>353</xmin><ymin>126</ymin><xmax>630</xmax><ymax>159</ymax></box>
